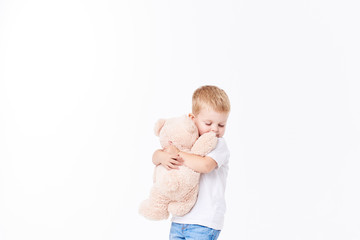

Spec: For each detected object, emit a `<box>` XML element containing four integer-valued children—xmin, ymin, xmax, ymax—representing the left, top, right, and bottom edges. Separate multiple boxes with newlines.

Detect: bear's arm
<box><xmin>191</xmin><ymin>132</ymin><xmax>218</xmax><ymax>156</ymax></box>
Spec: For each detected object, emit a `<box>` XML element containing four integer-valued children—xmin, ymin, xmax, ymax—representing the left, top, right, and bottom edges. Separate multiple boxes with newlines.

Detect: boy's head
<box><xmin>189</xmin><ymin>85</ymin><xmax>230</xmax><ymax>138</ymax></box>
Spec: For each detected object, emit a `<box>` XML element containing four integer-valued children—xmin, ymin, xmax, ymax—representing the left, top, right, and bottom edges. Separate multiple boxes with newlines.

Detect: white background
<box><xmin>1</xmin><ymin>0</ymin><xmax>359</xmax><ymax>239</ymax></box>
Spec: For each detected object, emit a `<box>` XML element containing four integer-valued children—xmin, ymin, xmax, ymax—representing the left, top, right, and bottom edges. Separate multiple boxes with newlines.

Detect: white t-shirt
<box><xmin>171</xmin><ymin>138</ymin><xmax>230</xmax><ymax>230</ymax></box>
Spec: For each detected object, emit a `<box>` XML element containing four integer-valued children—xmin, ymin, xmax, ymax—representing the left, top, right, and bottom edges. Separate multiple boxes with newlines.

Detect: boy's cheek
<box><xmin>199</xmin><ymin>127</ymin><xmax>211</xmax><ymax>135</ymax></box>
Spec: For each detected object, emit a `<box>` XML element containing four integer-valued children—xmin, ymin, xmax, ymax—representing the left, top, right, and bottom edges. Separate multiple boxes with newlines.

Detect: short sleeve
<box><xmin>207</xmin><ymin>138</ymin><xmax>230</xmax><ymax>168</ymax></box>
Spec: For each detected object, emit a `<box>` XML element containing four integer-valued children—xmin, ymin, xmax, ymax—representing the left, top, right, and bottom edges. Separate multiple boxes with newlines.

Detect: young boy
<box><xmin>152</xmin><ymin>85</ymin><xmax>231</xmax><ymax>240</ymax></box>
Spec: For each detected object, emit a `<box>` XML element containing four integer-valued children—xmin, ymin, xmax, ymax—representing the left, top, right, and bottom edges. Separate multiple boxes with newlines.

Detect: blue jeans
<box><xmin>169</xmin><ymin>222</ymin><xmax>221</xmax><ymax>240</ymax></box>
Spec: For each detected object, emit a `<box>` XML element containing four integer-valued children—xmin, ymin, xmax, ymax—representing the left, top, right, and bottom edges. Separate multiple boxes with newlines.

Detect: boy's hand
<box><xmin>162</xmin><ymin>143</ymin><xmax>183</xmax><ymax>170</ymax></box>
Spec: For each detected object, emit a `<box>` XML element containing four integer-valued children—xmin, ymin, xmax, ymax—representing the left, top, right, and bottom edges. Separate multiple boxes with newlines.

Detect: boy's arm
<box><xmin>178</xmin><ymin>151</ymin><xmax>217</xmax><ymax>174</ymax></box>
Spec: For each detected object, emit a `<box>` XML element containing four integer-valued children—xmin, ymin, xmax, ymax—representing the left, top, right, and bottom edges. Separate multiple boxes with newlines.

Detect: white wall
<box><xmin>0</xmin><ymin>0</ymin><xmax>359</xmax><ymax>239</ymax></box>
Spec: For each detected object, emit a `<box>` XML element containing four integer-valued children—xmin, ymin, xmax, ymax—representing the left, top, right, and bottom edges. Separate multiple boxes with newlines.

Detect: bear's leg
<box><xmin>139</xmin><ymin>187</ymin><xmax>170</xmax><ymax>220</ymax></box>
<box><xmin>168</xmin><ymin>185</ymin><xmax>199</xmax><ymax>217</ymax></box>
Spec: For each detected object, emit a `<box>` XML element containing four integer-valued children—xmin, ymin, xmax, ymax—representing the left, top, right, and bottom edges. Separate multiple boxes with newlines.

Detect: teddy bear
<box><xmin>139</xmin><ymin>115</ymin><xmax>218</xmax><ymax>220</ymax></box>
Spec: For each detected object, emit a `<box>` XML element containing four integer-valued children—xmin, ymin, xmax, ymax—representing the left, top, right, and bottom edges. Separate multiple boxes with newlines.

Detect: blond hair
<box><xmin>192</xmin><ymin>85</ymin><xmax>231</xmax><ymax>116</ymax></box>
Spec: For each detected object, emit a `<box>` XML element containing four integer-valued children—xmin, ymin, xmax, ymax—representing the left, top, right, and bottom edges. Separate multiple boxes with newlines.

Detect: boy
<box><xmin>152</xmin><ymin>85</ymin><xmax>231</xmax><ymax>240</ymax></box>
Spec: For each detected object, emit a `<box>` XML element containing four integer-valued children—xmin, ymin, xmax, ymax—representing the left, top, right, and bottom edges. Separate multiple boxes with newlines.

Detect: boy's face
<box><xmin>190</xmin><ymin>108</ymin><xmax>229</xmax><ymax>138</ymax></box>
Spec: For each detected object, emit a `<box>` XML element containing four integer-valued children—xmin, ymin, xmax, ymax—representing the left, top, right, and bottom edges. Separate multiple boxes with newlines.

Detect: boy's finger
<box><xmin>170</xmin><ymin>159</ymin><xmax>181</xmax><ymax>165</ymax></box>
<box><xmin>169</xmin><ymin>163</ymin><xmax>179</xmax><ymax>169</ymax></box>
<box><xmin>172</xmin><ymin>156</ymin><xmax>183</xmax><ymax>163</ymax></box>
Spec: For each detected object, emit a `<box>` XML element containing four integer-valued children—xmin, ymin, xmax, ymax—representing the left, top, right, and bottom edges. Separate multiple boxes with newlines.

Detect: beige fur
<box><xmin>139</xmin><ymin>115</ymin><xmax>218</xmax><ymax>220</ymax></box>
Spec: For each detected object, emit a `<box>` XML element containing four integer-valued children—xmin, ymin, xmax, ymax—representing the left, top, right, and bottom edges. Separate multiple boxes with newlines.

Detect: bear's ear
<box><xmin>154</xmin><ymin>119</ymin><xmax>166</xmax><ymax>136</ymax></box>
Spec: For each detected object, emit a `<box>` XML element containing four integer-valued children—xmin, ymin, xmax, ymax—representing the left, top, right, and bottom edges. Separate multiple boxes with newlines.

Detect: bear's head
<box><xmin>154</xmin><ymin>115</ymin><xmax>199</xmax><ymax>152</ymax></box>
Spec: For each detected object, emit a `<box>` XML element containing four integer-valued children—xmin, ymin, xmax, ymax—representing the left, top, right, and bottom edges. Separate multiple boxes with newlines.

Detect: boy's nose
<box><xmin>211</xmin><ymin>126</ymin><xmax>219</xmax><ymax>132</ymax></box>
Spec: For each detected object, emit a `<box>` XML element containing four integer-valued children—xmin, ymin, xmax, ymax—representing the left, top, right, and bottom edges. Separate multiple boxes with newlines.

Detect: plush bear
<box><xmin>139</xmin><ymin>115</ymin><xmax>218</xmax><ymax>220</ymax></box>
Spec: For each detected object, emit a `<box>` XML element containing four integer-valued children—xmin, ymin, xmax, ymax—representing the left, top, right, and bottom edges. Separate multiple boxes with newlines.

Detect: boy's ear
<box><xmin>154</xmin><ymin>119</ymin><xmax>166</xmax><ymax>136</ymax></box>
<box><xmin>188</xmin><ymin>113</ymin><xmax>195</xmax><ymax>120</ymax></box>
